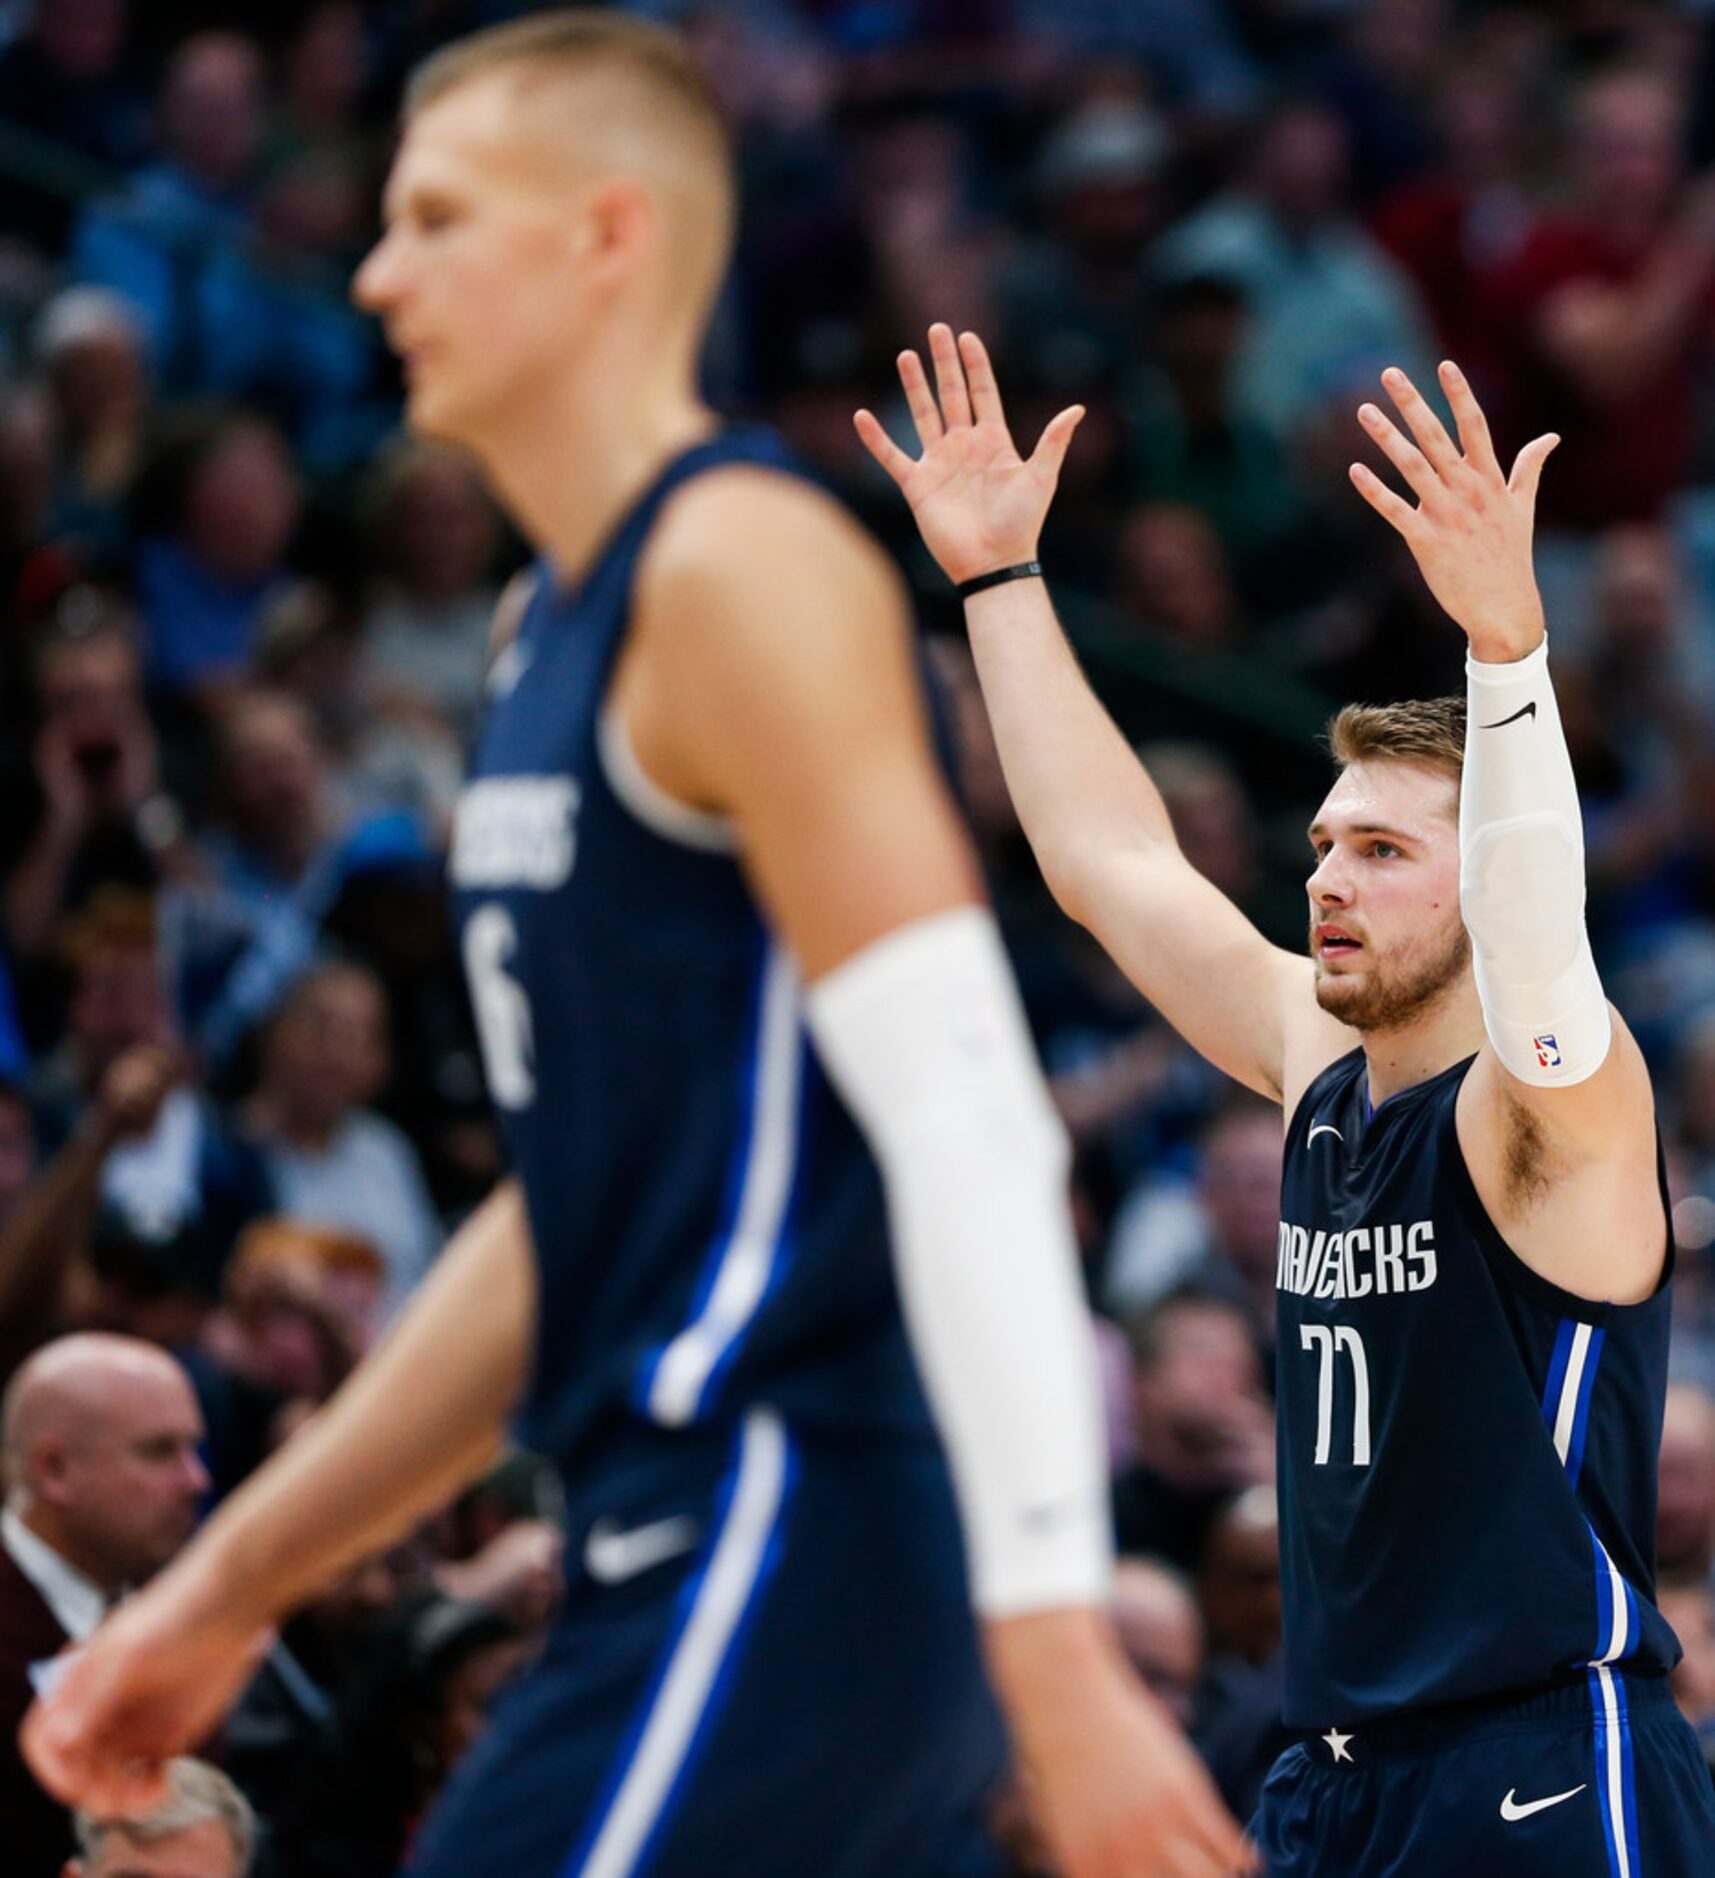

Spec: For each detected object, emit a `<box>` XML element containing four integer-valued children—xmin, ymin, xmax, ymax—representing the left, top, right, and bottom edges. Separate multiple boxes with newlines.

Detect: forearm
<box><xmin>963</xmin><ymin>580</ymin><xmax>1178</xmax><ymax>914</ymax></box>
<box><xmin>0</xmin><ymin>1118</ymin><xmax>110</xmax><ymax>1333</ymax></box>
<box><xmin>3</xmin><ymin>820</ymin><xmax>82</xmax><ymax>957</ymax></box>
<box><xmin>172</xmin><ymin>1181</ymin><xmax>534</xmax><ymax>1626</ymax></box>
<box><xmin>807</xmin><ymin>909</ymin><xmax>1112</xmax><ymax>1619</ymax></box>
<box><xmin>1462</xmin><ymin>641</ymin><xmax>1610</xmax><ymax>1084</ymax></box>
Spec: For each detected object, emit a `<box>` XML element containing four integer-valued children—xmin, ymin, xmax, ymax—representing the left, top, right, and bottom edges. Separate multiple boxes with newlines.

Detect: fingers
<box><xmin>928</xmin><ymin>322</ymin><xmax>972</xmax><ymax>429</ymax></box>
<box><xmin>1508</xmin><ymin>431</ymin><xmax>1561</xmax><ymax>507</ymax></box>
<box><xmin>896</xmin><ymin>347</ymin><xmax>944</xmax><ymax>452</ymax></box>
<box><xmin>1348</xmin><ymin>459</ymin><xmax>1420</xmax><ymax>538</ymax></box>
<box><xmin>851</xmin><ymin>409</ymin><xmax>915</xmax><ymax>488</ymax></box>
<box><xmin>957</xmin><ymin>329</ymin><xmax>1007</xmax><ymax>427</ymax></box>
<box><xmin>1437</xmin><ymin>359</ymin><xmax>1500</xmax><ymax>478</ymax></box>
<box><xmin>1029</xmin><ymin>405</ymin><xmax>1085</xmax><ymax>485</ymax></box>
<box><xmin>1380</xmin><ymin>365</ymin><xmax>1461</xmax><ymax>478</ymax></box>
<box><xmin>1357</xmin><ymin>401</ymin><xmax>1437</xmax><ymax>504</ymax></box>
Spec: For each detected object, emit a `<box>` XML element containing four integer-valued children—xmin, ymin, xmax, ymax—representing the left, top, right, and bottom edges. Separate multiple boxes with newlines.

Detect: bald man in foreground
<box><xmin>24</xmin><ymin>15</ymin><xmax>1247</xmax><ymax>1878</ymax></box>
<box><xmin>2</xmin><ymin>1336</ymin><xmax>208</xmax><ymax>1875</ymax></box>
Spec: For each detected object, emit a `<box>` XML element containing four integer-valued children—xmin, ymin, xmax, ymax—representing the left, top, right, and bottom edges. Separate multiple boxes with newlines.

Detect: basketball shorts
<box><xmin>1254</xmin><ymin>1672</ymin><xmax>1715</xmax><ymax>1875</ymax></box>
<box><xmin>408</xmin><ymin>1407</ymin><xmax>1008</xmax><ymax>1878</ymax></box>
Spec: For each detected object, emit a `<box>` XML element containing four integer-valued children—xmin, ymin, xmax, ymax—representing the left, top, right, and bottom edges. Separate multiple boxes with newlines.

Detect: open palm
<box><xmin>855</xmin><ymin>325</ymin><xmax>1082</xmax><ymax>587</ymax></box>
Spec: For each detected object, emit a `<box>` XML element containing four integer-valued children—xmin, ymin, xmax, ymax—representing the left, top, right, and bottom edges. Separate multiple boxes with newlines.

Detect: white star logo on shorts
<box><xmin>1323</xmin><ymin>1728</ymin><xmax>1354</xmax><ymax>1764</ymax></box>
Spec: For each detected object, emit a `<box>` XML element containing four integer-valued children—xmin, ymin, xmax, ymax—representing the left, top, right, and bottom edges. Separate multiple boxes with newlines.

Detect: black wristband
<box><xmin>955</xmin><ymin>560</ymin><xmax>1043</xmax><ymax>601</ymax></box>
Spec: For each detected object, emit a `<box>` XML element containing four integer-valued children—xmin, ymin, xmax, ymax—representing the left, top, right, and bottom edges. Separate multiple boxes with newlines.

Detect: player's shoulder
<box><xmin>633</xmin><ymin>457</ymin><xmax>912</xmax><ymax>708</ymax></box>
<box><xmin>644</xmin><ymin>457</ymin><xmax>899</xmax><ymax>610</ymax></box>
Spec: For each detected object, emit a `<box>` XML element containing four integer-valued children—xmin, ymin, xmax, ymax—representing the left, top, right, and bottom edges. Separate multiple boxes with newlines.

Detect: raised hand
<box><xmin>1349</xmin><ymin>361</ymin><xmax>1558</xmax><ymax>664</ymax></box>
<box><xmin>855</xmin><ymin>324</ymin><xmax>1082</xmax><ymax>587</ymax></box>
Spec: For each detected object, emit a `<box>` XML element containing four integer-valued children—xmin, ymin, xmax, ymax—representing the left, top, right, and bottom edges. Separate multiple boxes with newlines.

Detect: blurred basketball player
<box><xmin>22</xmin><ymin>18</ymin><xmax>1247</xmax><ymax>1878</ymax></box>
<box><xmin>856</xmin><ymin>325</ymin><xmax>1715</xmax><ymax>1873</ymax></box>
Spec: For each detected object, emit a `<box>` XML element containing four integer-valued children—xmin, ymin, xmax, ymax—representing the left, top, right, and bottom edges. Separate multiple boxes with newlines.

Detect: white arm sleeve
<box><xmin>1461</xmin><ymin>639</ymin><xmax>1611</xmax><ymax>1086</ymax></box>
<box><xmin>805</xmin><ymin>905</ymin><xmax>1113</xmax><ymax>1617</ymax></box>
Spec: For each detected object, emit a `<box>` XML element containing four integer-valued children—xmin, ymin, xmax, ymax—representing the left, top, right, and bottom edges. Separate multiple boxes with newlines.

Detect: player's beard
<box><xmin>1311</xmin><ymin>919</ymin><xmax>1472</xmax><ymax>1033</ymax></box>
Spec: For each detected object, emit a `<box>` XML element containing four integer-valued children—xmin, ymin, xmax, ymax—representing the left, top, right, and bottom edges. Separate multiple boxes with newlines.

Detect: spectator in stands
<box><xmin>273</xmin><ymin>3</ymin><xmax>373</xmax><ymax>178</ymax></box>
<box><xmin>1494</xmin><ymin>66</ymin><xmax>1715</xmax><ymax>532</ymax></box>
<box><xmin>1197</xmin><ymin>1483</ymin><xmax>1282</xmax><ymax>1675</ymax></box>
<box><xmin>207</xmin><ymin>688</ymin><xmax>375</xmax><ymax>901</ymax></box>
<box><xmin>28</xmin><ymin>890</ymin><xmax>272</xmax><ymax>1292</ymax></box>
<box><xmin>1111</xmin><ymin>1554</ymin><xmax>1205</xmax><ymax>1729</ymax></box>
<box><xmin>1106</xmin><ymin>1095</ymin><xmax>1285</xmax><ymax>1350</ymax></box>
<box><xmin>72</xmin><ymin>33</ymin><xmax>264</xmax><ymax>378</ymax></box>
<box><xmin>1112</xmin><ymin>1289</ymin><xmax>1274</xmax><ymax>1570</ymax></box>
<box><xmin>1314</xmin><ymin>0</ymin><xmax>1445</xmax><ymax>205</ymax></box>
<box><xmin>133</xmin><ymin>415</ymin><xmax>300</xmax><ymax>706</ymax></box>
<box><xmin>241</xmin><ymin>961</ymin><xmax>439</xmax><ymax>1313</ymax></box>
<box><xmin>1193</xmin><ymin>1487</ymin><xmax>1290</xmax><ymax>1825</ymax></box>
<box><xmin>71</xmin><ymin>1756</ymin><xmax>256</xmax><ymax>1878</ymax></box>
<box><xmin>0</xmin><ymin>1041</ymin><xmax>176</xmax><ymax>1380</ymax></box>
<box><xmin>193</xmin><ymin>687</ymin><xmax>444</xmax><ymax>1066</ymax></box>
<box><xmin>225</xmin><ymin>1538</ymin><xmax>430</xmax><ymax>1878</ymax></box>
<box><xmin>34</xmin><ymin>288</ymin><xmax>149</xmax><ymax>561</ymax></box>
<box><xmin>361</xmin><ymin>441</ymin><xmax>504</xmax><ymax>743</ymax></box>
<box><xmin>1370</xmin><ymin>58</ymin><xmax>1536</xmax><ymax>422</ymax></box>
<box><xmin>2</xmin><ymin>598</ymin><xmax>179</xmax><ymax>965</ymax></box>
<box><xmin>0</xmin><ymin>0</ymin><xmax>146</xmax><ymax>256</ymax></box>
<box><xmin>1111</xmin><ymin>504</ymin><xmax>1243</xmax><ymax>653</ymax></box>
<box><xmin>0</xmin><ymin>1334</ymin><xmax>208</xmax><ymax>1874</ymax></box>
<box><xmin>1659</xmin><ymin>1380</ymin><xmax>1715</xmax><ymax>1580</ymax></box>
<box><xmin>1123</xmin><ymin>274</ymin><xmax>1298</xmax><ymax>564</ymax></box>
<box><xmin>1153</xmin><ymin>96</ymin><xmax>1435</xmax><ymax>439</ymax></box>
<box><xmin>202</xmin><ymin>1217</ymin><xmax>384</xmax><ymax>1407</ymax></box>
<box><xmin>0</xmin><ymin>383</ymin><xmax>60</xmax><ymax>610</ymax></box>
<box><xmin>1000</xmin><ymin>90</ymin><xmax>1166</xmax><ymax>400</ymax></box>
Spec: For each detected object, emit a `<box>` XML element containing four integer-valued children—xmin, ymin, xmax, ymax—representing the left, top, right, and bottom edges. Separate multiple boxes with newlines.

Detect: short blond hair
<box><xmin>1326</xmin><ymin>696</ymin><xmax>1465</xmax><ymax>784</ymax></box>
<box><xmin>405</xmin><ymin>10</ymin><xmax>730</xmax><ymax>167</ymax></box>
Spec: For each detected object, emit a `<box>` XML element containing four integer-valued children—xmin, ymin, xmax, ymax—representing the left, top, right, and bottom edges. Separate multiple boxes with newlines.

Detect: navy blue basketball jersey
<box><xmin>1276</xmin><ymin>1048</ymin><xmax>1679</xmax><ymax>1730</ymax></box>
<box><xmin>448</xmin><ymin>429</ymin><xmax>931</xmax><ymax>1475</ymax></box>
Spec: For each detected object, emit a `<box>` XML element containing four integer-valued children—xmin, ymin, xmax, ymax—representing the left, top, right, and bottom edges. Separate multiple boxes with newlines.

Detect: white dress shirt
<box><xmin>2</xmin><ymin>1504</ymin><xmax>108</xmax><ymax>1642</ymax></box>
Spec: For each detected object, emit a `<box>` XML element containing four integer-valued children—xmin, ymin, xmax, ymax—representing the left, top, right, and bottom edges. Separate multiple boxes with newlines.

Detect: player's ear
<box><xmin>581</xmin><ymin>176</ymin><xmax>654</xmax><ymax>285</ymax></box>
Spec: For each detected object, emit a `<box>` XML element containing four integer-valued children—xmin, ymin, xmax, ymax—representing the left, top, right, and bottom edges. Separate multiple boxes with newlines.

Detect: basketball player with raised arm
<box><xmin>855</xmin><ymin>325</ymin><xmax>1715</xmax><ymax>1874</ymax></box>
<box><xmin>20</xmin><ymin>20</ymin><xmax>1250</xmax><ymax>1878</ymax></box>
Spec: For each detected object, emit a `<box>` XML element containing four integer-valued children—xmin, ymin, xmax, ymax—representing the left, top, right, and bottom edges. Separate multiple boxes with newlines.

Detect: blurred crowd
<box><xmin>9</xmin><ymin>0</ymin><xmax>1715</xmax><ymax>1871</ymax></box>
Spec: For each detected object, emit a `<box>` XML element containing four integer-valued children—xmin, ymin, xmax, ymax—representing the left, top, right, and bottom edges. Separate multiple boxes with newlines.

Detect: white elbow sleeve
<box><xmin>1461</xmin><ymin>641</ymin><xmax>1610</xmax><ymax>1086</ymax></box>
<box><xmin>805</xmin><ymin>906</ymin><xmax>1113</xmax><ymax>1617</ymax></box>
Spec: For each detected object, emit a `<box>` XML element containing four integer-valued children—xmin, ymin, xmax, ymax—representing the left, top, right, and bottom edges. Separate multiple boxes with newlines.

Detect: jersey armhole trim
<box><xmin>598</xmin><ymin>702</ymin><xmax>738</xmax><ymax>854</ymax></box>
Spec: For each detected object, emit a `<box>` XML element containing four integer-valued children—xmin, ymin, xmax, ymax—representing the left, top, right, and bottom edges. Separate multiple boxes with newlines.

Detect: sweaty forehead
<box><xmin>1310</xmin><ymin>760</ymin><xmax>1457</xmax><ymax>838</ymax></box>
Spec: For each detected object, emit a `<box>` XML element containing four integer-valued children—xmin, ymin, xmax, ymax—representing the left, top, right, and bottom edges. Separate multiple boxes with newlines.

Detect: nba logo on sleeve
<box><xmin>1534</xmin><ymin>1033</ymin><xmax>1562</xmax><ymax>1070</ymax></box>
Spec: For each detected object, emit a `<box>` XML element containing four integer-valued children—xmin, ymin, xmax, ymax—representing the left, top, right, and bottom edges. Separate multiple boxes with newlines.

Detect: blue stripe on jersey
<box><xmin>1542</xmin><ymin>1319</ymin><xmax>1605</xmax><ymax>1485</ymax></box>
<box><xmin>1541</xmin><ymin>1320</ymin><xmax>1576</xmax><ymax>1426</ymax></box>
<box><xmin>638</xmin><ymin>943</ymin><xmax>806</xmax><ymax>1427</ymax></box>
<box><xmin>1588</xmin><ymin>1663</ymin><xmax>1640</xmax><ymax>1878</ymax></box>
<box><xmin>565</xmin><ymin>1409</ymin><xmax>796</xmax><ymax>1878</ymax></box>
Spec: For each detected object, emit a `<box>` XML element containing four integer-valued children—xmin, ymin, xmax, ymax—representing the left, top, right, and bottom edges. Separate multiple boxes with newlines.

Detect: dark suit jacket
<box><xmin>0</xmin><ymin>1541</ymin><xmax>77</xmax><ymax>1877</ymax></box>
